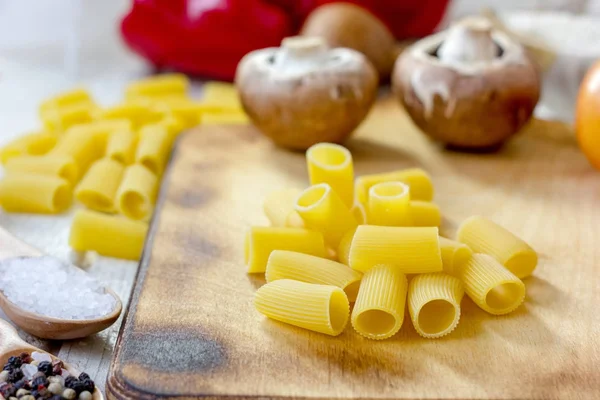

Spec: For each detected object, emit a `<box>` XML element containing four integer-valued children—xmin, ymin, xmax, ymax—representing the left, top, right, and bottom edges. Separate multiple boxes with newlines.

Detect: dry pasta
<box><xmin>306</xmin><ymin>143</ymin><xmax>354</xmax><ymax>208</ymax></box>
<box><xmin>349</xmin><ymin>225</ymin><xmax>442</xmax><ymax>274</ymax></box>
<box><xmin>116</xmin><ymin>164</ymin><xmax>158</xmax><ymax>221</ymax></box>
<box><xmin>246</xmin><ymin>227</ymin><xmax>326</xmax><ymax>273</ymax></box>
<box><xmin>439</xmin><ymin>237</ymin><xmax>472</xmax><ymax>275</ymax></box>
<box><xmin>5</xmin><ymin>155</ymin><xmax>78</xmax><ymax>185</ymax></box>
<box><xmin>0</xmin><ymin>173</ymin><xmax>71</xmax><ymax>214</ymax></box>
<box><xmin>367</xmin><ymin>181</ymin><xmax>411</xmax><ymax>226</ymax></box>
<box><xmin>408</xmin><ymin>273</ymin><xmax>464</xmax><ymax>338</ymax></box>
<box><xmin>49</xmin><ymin>128</ymin><xmax>105</xmax><ymax>176</ymax></box>
<box><xmin>263</xmin><ymin>188</ymin><xmax>304</xmax><ymax>228</ymax></box>
<box><xmin>41</xmin><ymin>102</ymin><xmax>97</xmax><ymax>132</ymax></box>
<box><xmin>69</xmin><ymin>209</ymin><xmax>148</xmax><ymax>260</ymax></box>
<box><xmin>266</xmin><ymin>250</ymin><xmax>362</xmax><ymax>302</ymax></box>
<box><xmin>152</xmin><ymin>98</ymin><xmax>202</xmax><ymax>129</ymax></box>
<box><xmin>200</xmin><ymin>81</ymin><xmax>243</xmax><ymax>111</ymax></box>
<box><xmin>456</xmin><ymin>254</ymin><xmax>525</xmax><ymax>315</ymax></box>
<box><xmin>295</xmin><ymin>183</ymin><xmax>357</xmax><ymax>248</ymax></box>
<box><xmin>75</xmin><ymin>158</ymin><xmax>125</xmax><ymax>213</ymax></box>
<box><xmin>98</xmin><ymin>102</ymin><xmax>163</xmax><ymax>129</ymax></box>
<box><xmin>457</xmin><ymin>215</ymin><xmax>538</xmax><ymax>279</ymax></box>
<box><xmin>156</xmin><ymin>115</ymin><xmax>185</xmax><ymax>139</ymax></box>
<box><xmin>125</xmin><ymin>74</ymin><xmax>189</xmax><ymax>99</ymax></box>
<box><xmin>39</xmin><ymin>88</ymin><xmax>92</xmax><ymax>114</ymax></box>
<box><xmin>1</xmin><ymin>131</ymin><xmax>58</xmax><ymax>164</ymax></box>
<box><xmin>409</xmin><ymin>201</ymin><xmax>441</xmax><ymax>227</ymax></box>
<box><xmin>136</xmin><ymin>124</ymin><xmax>172</xmax><ymax>175</ymax></box>
<box><xmin>68</xmin><ymin>119</ymin><xmax>132</xmax><ymax>147</ymax></box>
<box><xmin>337</xmin><ymin>227</ymin><xmax>357</xmax><ymax>266</ymax></box>
<box><xmin>106</xmin><ymin>130</ymin><xmax>137</xmax><ymax>165</ymax></box>
<box><xmin>355</xmin><ymin>168</ymin><xmax>434</xmax><ymax>204</ymax></box>
<box><xmin>254</xmin><ymin>279</ymin><xmax>349</xmax><ymax>336</ymax></box>
<box><xmin>351</xmin><ymin>265</ymin><xmax>407</xmax><ymax>340</ymax></box>
<box><xmin>351</xmin><ymin>202</ymin><xmax>367</xmax><ymax>225</ymax></box>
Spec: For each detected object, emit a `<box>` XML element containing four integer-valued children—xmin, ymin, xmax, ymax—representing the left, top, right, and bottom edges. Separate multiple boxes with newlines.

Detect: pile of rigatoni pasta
<box><xmin>0</xmin><ymin>75</ymin><xmax>247</xmax><ymax>260</ymax></box>
<box><xmin>247</xmin><ymin>143</ymin><xmax>538</xmax><ymax>339</ymax></box>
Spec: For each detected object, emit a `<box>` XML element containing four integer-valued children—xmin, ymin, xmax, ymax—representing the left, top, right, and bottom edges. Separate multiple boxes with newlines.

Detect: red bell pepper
<box><xmin>120</xmin><ymin>0</ymin><xmax>450</xmax><ymax>81</ymax></box>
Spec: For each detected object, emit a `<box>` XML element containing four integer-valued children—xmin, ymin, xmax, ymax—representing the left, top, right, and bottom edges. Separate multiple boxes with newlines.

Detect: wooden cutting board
<box><xmin>107</xmin><ymin>96</ymin><xmax>600</xmax><ymax>400</ymax></box>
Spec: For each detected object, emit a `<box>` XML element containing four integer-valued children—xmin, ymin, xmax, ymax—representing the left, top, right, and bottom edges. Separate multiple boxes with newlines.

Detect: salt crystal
<box><xmin>21</xmin><ymin>363</ymin><xmax>38</xmax><ymax>379</ymax></box>
<box><xmin>61</xmin><ymin>368</ymin><xmax>71</xmax><ymax>378</ymax></box>
<box><xmin>32</xmin><ymin>351</ymin><xmax>52</xmax><ymax>363</ymax></box>
<box><xmin>0</xmin><ymin>256</ymin><xmax>117</xmax><ymax>320</ymax></box>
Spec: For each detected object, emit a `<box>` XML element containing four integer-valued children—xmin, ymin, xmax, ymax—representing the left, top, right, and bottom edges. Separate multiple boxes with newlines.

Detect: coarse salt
<box><xmin>0</xmin><ymin>256</ymin><xmax>116</xmax><ymax>320</ymax></box>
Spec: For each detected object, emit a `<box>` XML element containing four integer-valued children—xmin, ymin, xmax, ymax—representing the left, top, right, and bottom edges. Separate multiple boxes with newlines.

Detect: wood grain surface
<box><xmin>107</xmin><ymin>95</ymin><xmax>600</xmax><ymax>400</ymax></box>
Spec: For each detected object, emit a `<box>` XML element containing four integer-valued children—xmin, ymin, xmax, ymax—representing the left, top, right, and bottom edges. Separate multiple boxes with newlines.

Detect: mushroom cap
<box><xmin>392</xmin><ymin>20</ymin><xmax>541</xmax><ymax>149</ymax></box>
<box><xmin>236</xmin><ymin>37</ymin><xmax>379</xmax><ymax>150</ymax></box>
<box><xmin>300</xmin><ymin>3</ymin><xmax>396</xmax><ymax>80</ymax></box>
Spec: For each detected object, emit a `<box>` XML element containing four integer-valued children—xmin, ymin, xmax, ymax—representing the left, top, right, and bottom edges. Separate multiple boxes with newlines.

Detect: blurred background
<box><xmin>2</xmin><ymin>0</ymin><xmax>600</xmax><ymax>137</ymax></box>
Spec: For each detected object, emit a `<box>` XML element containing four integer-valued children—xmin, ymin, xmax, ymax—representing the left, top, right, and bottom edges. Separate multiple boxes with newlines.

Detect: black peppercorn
<box><xmin>8</xmin><ymin>368</ymin><xmax>23</xmax><ymax>383</ymax></box>
<box><xmin>64</xmin><ymin>377</ymin><xmax>85</xmax><ymax>395</ymax></box>
<box><xmin>31</xmin><ymin>375</ymin><xmax>48</xmax><ymax>389</ymax></box>
<box><xmin>49</xmin><ymin>396</ymin><xmax>63</xmax><ymax>400</ymax></box>
<box><xmin>2</xmin><ymin>364</ymin><xmax>13</xmax><ymax>372</ymax></box>
<box><xmin>64</xmin><ymin>376</ymin><xmax>77</xmax><ymax>387</ymax></box>
<box><xmin>81</xmin><ymin>378</ymin><xmax>95</xmax><ymax>392</ymax></box>
<box><xmin>31</xmin><ymin>387</ymin><xmax>52</xmax><ymax>399</ymax></box>
<box><xmin>7</xmin><ymin>356</ymin><xmax>22</xmax><ymax>369</ymax></box>
<box><xmin>0</xmin><ymin>382</ymin><xmax>16</xmax><ymax>398</ymax></box>
<box><xmin>37</xmin><ymin>361</ymin><xmax>53</xmax><ymax>377</ymax></box>
<box><xmin>78</xmin><ymin>373</ymin><xmax>90</xmax><ymax>381</ymax></box>
<box><xmin>13</xmin><ymin>377</ymin><xmax>30</xmax><ymax>390</ymax></box>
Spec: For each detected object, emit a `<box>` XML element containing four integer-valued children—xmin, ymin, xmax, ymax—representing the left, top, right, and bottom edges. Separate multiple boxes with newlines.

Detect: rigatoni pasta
<box><xmin>69</xmin><ymin>209</ymin><xmax>148</xmax><ymax>260</ymax></box>
<box><xmin>439</xmin><ymin>237</ymin><xmax>472</xmax><ymax>275</ymax></box>
<box><xmin>98</xmin><ymin>102</ymin><xmax>163</xmax><ymax>129</ymax></box>
<box><xmin>266</xmin><ymin>250</ymin><xmax>362</xmax><ymax>302</ymax></box>
<box><xmin>456</xmin><ymin>254</ymin><xmax>525</xmax><ymax>315</ymax></box>
<box><xmin>1</xmin><ymin>131</ymin><xmax>58</xmax><ymax>164</ymax></box>
<box><xmin>5</xmin><ymin>155</ymin><xmax>78</xmax><ymax>185</ymax></box>
<box><xmin>254</xmin><ymin>279</ymin><xmax>349</xmax><ymax>336</ymax></box>
<box><xmin>408</xmin><ymin>273</ymin><xmax>464</xmax><ymax>338</ymax></box>
<box><xmin>351</xmin><ymin>265</ymin><xmax>407</xmax><ymax>340</ymax></box>
<box><xmin>457</xmin><ymin>215</ymin><xmax>538</xmax><ymax>279</ymax></box>
<box><xmin>295</xmin><ymin>183</ymin><xmax>357</xmax><ymax>248</ymax></box>
<box><xmin>337</xmin><ymin>227</ymin><xmax>357</xmax><ymax>266</ymax></box>
<box><xmin>39</xmin><ymin>88</ymin><xmax>92</xmax><ymax>114</ymax></box>
<box><xmin>367</xmin><ymin>182</ymin><xmax>411</xmax><ymax>226</ymax></box>
<box><xmin>355</xmin><ymin>168</ymin><xmax>434</xmax><ymax>204</ymax></box>
<box><xmin>0</xmin><ymin>173</ymin><xmax>72</xmax><ymax>214</ymax></box>
<box><xmin>263</xmin><ymin>188</ymin><xmax>304</xmax><ymax>228</ymax></box>
<box><xmin>409</xmin><ymin>201</ymin><xmax>441</xmax><ymax>227</ymax></box>
<box><xmin>306</xmin><ymin>143</ymin><xmax>354</xmax><ymax>208</ymax></box>
<box><xmin>136</xmin><ymin>124</ymin><xmax>173</xmax><ymax>175</ymax></box>
<box><xmin>246</xmin><ymin>227</ymin><xmax>326</xmax><ymax>273</ymax></box>
<box><xmin>349</xmin><ymin>225</ymin><xmax>442</xmax><ymax>274</ymax></box>
<box><xmin>116</xmin><ymin>164</ymin><xmax>158</xmax><ymax>221</ymax></box>
<box><xmin>41</xmin><ymin>102</ymin><xmax>97</xmax><ymax>132</ymax></box>
<box><xmin>106</xmin><ymin>130</ymin><xmax>137</xmax><ymax>165</ymax></box>
<box><xmin>75</xmin><ymin>158</ymin><xmax>125</xmax><ymax>213</ymax></box>
<box><xmin>125</xmin><ymin>73</ymin><xmax>189</xmax><ymax>100</ymax></box>
<box><xmin>49</xmin><ymin>128</ymin><xmax>104</xmax><ymax>176</ymax></box>
<box><xmin>351</xmin><ymin>202</ymin><xmax>367</xmax><ymax>225</ymax></box>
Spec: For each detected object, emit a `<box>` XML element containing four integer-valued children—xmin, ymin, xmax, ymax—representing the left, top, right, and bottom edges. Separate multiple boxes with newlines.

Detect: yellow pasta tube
<box><xmin>456</xmin><ymin>254</ymin><xmax>526</xmax><ymax>315</ymax></box>
<box><xmin>351</xmin><ymin>202</ymin><xmax>367</xmax><ymax>225</ymax></box>
<box><xmin>75</xmin><ymin>158</ymin><xmax>125</xmax><ymax>213</ymax></box>
<box><xmin>5</xmin><ymin>155</ymin><xmax>78</xmax><ymax>185</ymax></box>
<box><xmin>351</xmin><ymin>265</ymin><xmax>407</xmax><ymax>340</ymax></box>
<box><xmin>201</xmin><ymin>112</ymin><xmax>249</xmax><ymax>125</ymax></box>
<box><xmin>254</xmin><ymin>279</ymin><xmax>349</xmax><ymax>336</ymax></box>
<box><xmin>295</xmin><ymin>184</ymin><xmax>358</xmax><ymax>248</ymax></box>
<box><xmin>245</xmin><ymin>227</ymin><xmax>326</xmax><ymax>273</ymax></box>
<box><xmin>41</xmin><ymin>102</ymin><xmax>97</xmax><ymax>132</ymax></box>
<box><xmin>409</xmin><ymin>201</ymin><xmax>441</xmax><ymax>227</ymax></box>
<box><xmin>107</xmin><ymin>130</ymin><xmax>137</xmax><ymax>165</ymax></box>
<box><xmin>457</xmin><ymin>215</ymin><xmax>538</xmax><ymax>279</ymax></box>
<box><xmin>439</xmin><ymin>237</ymin><xmax>472</xmax><ymax>275</ymax></box>
<box><xmin>69</xmin><ymin>209</ymin><xmax>148</xmax><ymax>260</ymax></box>
<box><xmin>266</xmin><ymin>250</ymin><xmax>363</xmax><ymax>302</ymax></box>
<box><xmin>263</xmin><ymin>188</ymin><xmax>304</xmax><ymax>228</ymax></box>
<box><xmin>355</xmin><ymin>168</ymin><xmax>434</xmax><ymax>204</ymax></box>
<box><xmin>49</xmin><ymin>128</ymin><xmax>104</xmax><ymax>176</ymax></box>
<box><xmin>306</xmin><ymin>143</ymin><xmax>354</xmax><ymax>208</ymax></box>
<box><xmin>408</xmin><ymin>273</ymin><xmax>464</xmax><ymax>339</ymax></box>
<box><xmin>367</xmin><ymin>181</ymin><xmax>411</xmax><ymax>226</ymax></box>
<box><xmin>156</xmin><ymin>115</ymin><xmax>185</xmax><ymax>140</ymax></box>
<box><xmin>135</xmin><ymin>124</ymin><xmax>172</xmax><ymax>175</ymax></box>
<box><xmin>125</xmin><ymin>74</ymin><xmax>189</xmax><ymax>99</ymax></box>
<box><xmin>200</xmin><ymin>81</ymin><xmax>243</xmax><ymax>111</ymax></box>
<box><xmin>1</xmin><ymin>132</ymin><xmax>58</xmax><ymax>164</ymax></box>
<box><xmin>68</xmin><ymin>119</ymin><xmax>132</xmax><ymax>147</ymax></box>
<box><xmin>349</xmin><ymin>225</ymin><xmax>442</xmax><ymax>274</ymax></box>
<box><xmin>39</xmin><ymin>88</ymin><xmax>92</xmax><ymax>113</ymax></box>
<box><xmin>116</xmin><ymin>164</ymin><xmax>158</xmax><ymax>221</ymax></box>
<box><xmin>0</xmin><ymin>173</ymin><xmax>72</xmax><ymax>214</ymax></box>
<box><xmin>152</xmin><ymin>98</ymin><xmax>202</xmax><ymax>129</ymax></box>
<box><xmin>98</xmin><ymin>102</ymin><xmax>163</xmax><ymax>129</ymax></box>
<box><xmin>337</xmin><ymin>227</ymin><xmax>357</xmax><ymax>266</ymax></box>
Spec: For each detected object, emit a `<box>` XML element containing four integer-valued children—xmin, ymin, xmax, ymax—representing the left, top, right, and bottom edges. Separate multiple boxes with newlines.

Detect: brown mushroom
<box><xmin>300</xmin><ymin>3</ymin><xmax>397</xmax><ymax>80</ymax></box>
<box><xmin>235</xmin><ymin>36</ymin><xmax>378</xmax><ymax>150</ymax></box>
<box><xmin>392</xmin><ymin>17</ymin><xmax>541</xmax><ymax>149</ymax></box>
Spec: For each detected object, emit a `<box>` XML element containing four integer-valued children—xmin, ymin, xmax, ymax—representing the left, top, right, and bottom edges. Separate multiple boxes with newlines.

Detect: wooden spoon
<box><xmin>0</xmin><ymin>227</ymin><xmax>122</xmax><ymax>340</ymax></box>
<box><xmin>0</xmin><ymin>318</ymin><xmax>104</xmax><ymax>400</ymax></box>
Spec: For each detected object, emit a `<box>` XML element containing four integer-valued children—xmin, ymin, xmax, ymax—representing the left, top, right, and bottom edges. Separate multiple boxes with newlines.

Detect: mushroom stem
<box><xmin>275</xmin><ymin>37</ymin><xmax>329</xmax><ymax>77</ymax></box>
<box><xmin>438</xmin><ymin>17</ymin><xmax>499</xmax><ymax>64</ymax></box>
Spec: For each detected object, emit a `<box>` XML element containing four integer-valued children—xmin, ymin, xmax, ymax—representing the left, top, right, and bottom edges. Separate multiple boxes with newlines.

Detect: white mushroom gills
<box><xmin>438</xmin><ymin>18</ymin><xmax>499</xmax><ymax>65</ymax></box>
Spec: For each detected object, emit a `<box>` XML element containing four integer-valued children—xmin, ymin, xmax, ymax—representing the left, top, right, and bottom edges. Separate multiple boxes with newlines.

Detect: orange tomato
<box><xmin>576</xmin><ymin>60</ymin><xmax>600</xmax><ymax>169</ymax></box>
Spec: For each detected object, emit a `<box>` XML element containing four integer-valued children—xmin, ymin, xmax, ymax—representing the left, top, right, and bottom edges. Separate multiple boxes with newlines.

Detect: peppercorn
<box><xmin>64</xmin><ymin>376</ymin><xmax>77</xmax><ymax>387</ymax></box>
<box><xmin>49</xmin><ymin>396</ymin><xmax>63</xmax><ymax>400</ymax></box>
<box><xmin>51</xmin><ymin>361</ymin><xmax>63</xmax><ymax>377</ymax></box>
<box><xmin>13</xmin><ymin>378</ymin><xmax>30</xmax><ymax>390</ymax></box>
<box><xmin>3</xmin><ymin>364</ymin><xmax>14</xmax><ymax>371</ymax></box>
<box><xmin>65</xmin><ymin>379</ymin><xmax>85</xmax><ymax>395</ymax></box>
<box><xmin>78</xmin><ymin>390</ymin><xmax>93</xmax><ymax>400</ymax></box>
<box><xmin>37</xmin><ymin>362</ymin><xmax>53</xmax><ymax>377</ymax></box>
<box><xmin>30</xmin><ymin>388</ymin><xmax>52</xmax><ymax>399</ymax></box>
<box><xmin>0</xmin><ymin>370</ymin><xmax>8</xmax><ymax>383</ymax></box>
<box><xmin>77</xmin><ymin>373</ymin><xmax>90</xmax><ymax>382</ymax></box>
<box><xmin>80</xmin><ymin>379</ymin><xmax>94</xmax><ymax>393</ymax></box>
<box><xmin>8</xmin><ymin>369</ymin><xmax>23</xmax><ymax>383</ymax></box>
<box><xmin>7</xmin><ymin>357</ymin><xmax>22</xmax><ymax>369</ymax></box>
<box><xmin>0</xmin><ymin>382</ymin><xmax>16</xmax><ymax>398</ymax></box>
<box><xmin>19</xmin><ymin>353</ymin><xmax>32</xmax><ymax>364</ymax></box>
<box><xmin>61</xmin><ymin>388</ymin><xmax>76</xmax><ymax>400</ymax></box>
<box><xmin>31</xmin><ymin>372</ymin><xmax>45</xmax><ymax>381</ymax></box>
<box><xmin>31</xmin><ymin>375</ymin><xmax>48</xmax><ymax>389</ymax></box>
<box><xmin>16</xmin><ymin>388</ymin><xmax>31</xmax><ymax>397</ymax></box>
